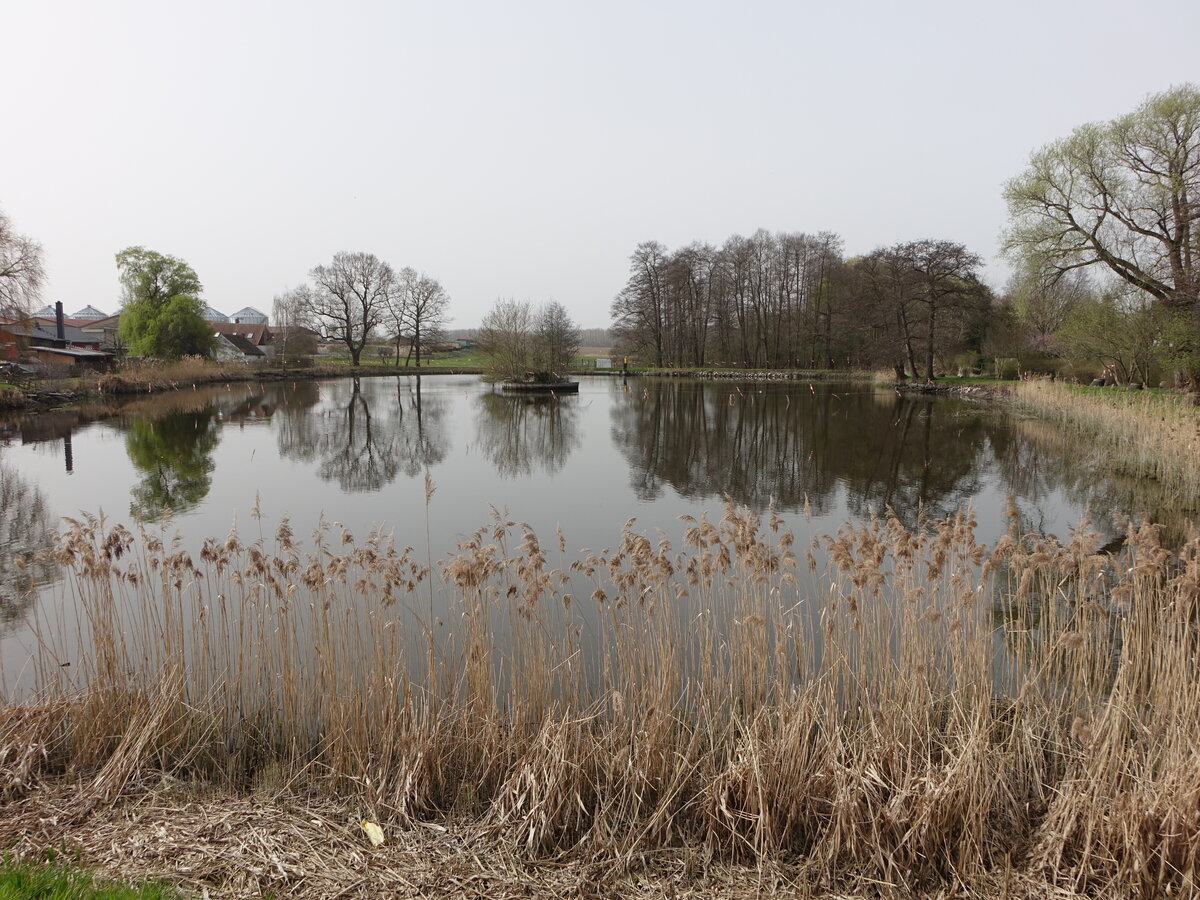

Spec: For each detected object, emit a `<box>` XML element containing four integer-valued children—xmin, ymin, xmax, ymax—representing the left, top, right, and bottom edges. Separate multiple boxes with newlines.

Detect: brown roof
<box><xmin>77</xmin><ymin>314</ymin><xmax>121</xmax><ymax>331</ymax></box>
<box><xmin>212</xmin><ymin>321</ymin><xmax>272</xmax><ymax>345</ymax></box>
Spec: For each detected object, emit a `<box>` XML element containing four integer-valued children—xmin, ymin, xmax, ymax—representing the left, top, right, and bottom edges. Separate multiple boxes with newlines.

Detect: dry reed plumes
<box><xmin>4</xmin><ymin>505</ymin><xmax>1200</xmax><ymax>897</ymax></box>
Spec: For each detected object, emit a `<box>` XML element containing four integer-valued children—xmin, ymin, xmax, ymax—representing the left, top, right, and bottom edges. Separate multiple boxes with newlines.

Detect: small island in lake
<box><xmin>499</xmin><ymin>370</ymin><xmax>579</xmax><ymax>393</ymax></box>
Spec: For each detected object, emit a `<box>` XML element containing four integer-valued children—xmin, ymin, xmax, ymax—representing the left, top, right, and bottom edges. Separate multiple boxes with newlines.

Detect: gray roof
<box><xmin>32</xmin><ymin>345</ymin><xmax>111</xmax><ymax>359</ymax></box>
<box><xmin>230</xmin><ymin>306</ymin><xmax>268</xmax><ymax>323</ymax></box>
<box><xmin>4</xmin><ymin>320</ymin><xmax>101</xmax><ymax>345</ymax></box>
<box><xmin>71</xmin><ymin>305</ymin><xmax>108</xmax><ymax>319</ymax></box>
<box><xmin>202</xmin><ymin>306</ymin><xmax>229</xmax><ymax>322</ymax></box>
<box><xmin>219</xmin><ymin>332</ymin><xmax>265</xmax><ymax>357</ymax></box>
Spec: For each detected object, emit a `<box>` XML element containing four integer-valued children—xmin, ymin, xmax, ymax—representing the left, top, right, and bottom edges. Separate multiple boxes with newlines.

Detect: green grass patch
<box><xmin>0</xmin><ymin>855</ymin><xmax>180</xmax><ymax>899</ymax></box>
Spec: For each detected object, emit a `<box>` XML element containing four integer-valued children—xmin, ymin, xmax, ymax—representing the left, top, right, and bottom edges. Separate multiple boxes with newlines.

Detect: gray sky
<box><xmin>4</xmin><ymin>0</ymin><xmax>1198</xmax><ymax>328</ymax></box>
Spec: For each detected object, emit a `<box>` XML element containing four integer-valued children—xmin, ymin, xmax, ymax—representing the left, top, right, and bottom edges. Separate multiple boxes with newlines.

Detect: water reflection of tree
<box><xmin>395</xmin><ymin>377</ymin><xmax>449</xmax><ymax>477</ymax></box>
<box><xmin>317</xmin><ymin>380</ymin><xmax>400</xmax><ymax>491</ymax></box>
<box><xmin>611</xmin><ymin>381</ymin><xmax>837</xmax><ymax>513</ymax></box>
<box><xmin>273</xmin><ymin>381</ymin><xmax>323</xmax><ymax>464</ymax></box>
<box><xmin>125</xmin><ymin>409</ymin><xmax>220</xmax><ymax>518</ymax></box>
<box><xmin>276</xmin><ymin>378</ymin><xmax>449</xmax><ymax>491</ymax></box>
<box><xmin>835</xmin><ymin>395</ymin><xmax>987</xmax><ymax>525</ymax></box>
<box><xmin>475</xmin><ymin>392</ymin><xmax>581</xmax><ymax>478</ymax></box>
<box><xmin>0</xmin><ymin>461</ymin><xmax>57</xmax><ymax>632</ymax></box>
<box><xmin>611</xmin><ymin>382</ymin><xmax>991</xmax><ymax>525</ymax></box>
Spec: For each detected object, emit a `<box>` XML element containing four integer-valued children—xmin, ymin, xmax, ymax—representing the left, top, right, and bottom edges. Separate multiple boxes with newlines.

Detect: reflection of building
<box><xmin>223</xmin><ymin>393</ymin><xmax>278</xmax><ymax>425</ymax></box>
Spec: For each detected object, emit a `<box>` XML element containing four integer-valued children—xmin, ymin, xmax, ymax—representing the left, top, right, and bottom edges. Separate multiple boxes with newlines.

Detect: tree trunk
<box><xmin>924</xmin><ymin>300</ymin><xmax>936</xmax><ymax>381</ymax></box>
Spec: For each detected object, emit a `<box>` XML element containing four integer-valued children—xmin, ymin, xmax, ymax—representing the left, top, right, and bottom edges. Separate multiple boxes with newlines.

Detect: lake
<box><xmin>0</xmin><ymin>373</ymin><xmax>1185</xmax><ymax>692</ymax></box>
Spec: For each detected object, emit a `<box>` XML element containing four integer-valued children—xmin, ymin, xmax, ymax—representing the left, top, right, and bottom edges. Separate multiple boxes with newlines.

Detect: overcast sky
<box><xmin>4</xmin><ymin>0</ymin><xmax>1198</xmax><ymax>328</ymax></box>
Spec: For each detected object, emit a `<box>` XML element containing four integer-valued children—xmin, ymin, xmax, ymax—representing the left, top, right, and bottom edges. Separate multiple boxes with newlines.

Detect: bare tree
<box><xmin>272</xmin><ymin>287</ymin><xmax>319</xmax><ymax>367</ymax></box>
<box><xmin>303</xmin><ymin>252</ymin><xmax>396</xmax><ymax>366</ymax></box>
<box><xmin>0</xmin><ymin>207</ymin><xmax>45</xmax><ymax>319</ymax></box>
<box><xmin>394</xmin><ymin>268</ymin><xmax>450</xmax><ymax>367</ymax></box>
<box><xmin>1005</xmin><ymin>262</ymin><xmax>1090</xmax><ymax>351</ymax></box>
<box><xmin>532</xmin><ymin>301</ymin><xmax>582</xmax><ymax>375</ymax></box>
<box><xmin>479</xmin><ymin>299</ymin><xmax>534</xmax><ymax>381</ymax></box>
<box><xmin>611</xmin><ymin>241</ymin><xmax>669</xmax><ymax>365</ymax></box>
<box><xmin>902</xmin><ymin>240</ymin><xmax>988</xmax><ymax>381</ymax></box>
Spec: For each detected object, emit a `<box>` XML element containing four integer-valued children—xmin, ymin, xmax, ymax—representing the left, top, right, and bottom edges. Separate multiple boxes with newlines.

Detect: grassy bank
<box><xmin>0</xmin><ymin>856</ymin><xmax>178</xmax><ymax>899</ymax></box>
<box><xmin>3</xmin><ymin>500</ymin><xmax>1199</xmax><ymax>897</ymax></box>
<box><xmin>1010</xmin><ymin>379</ymin><xmax>1200</xmax><ymax>504</ymax></box>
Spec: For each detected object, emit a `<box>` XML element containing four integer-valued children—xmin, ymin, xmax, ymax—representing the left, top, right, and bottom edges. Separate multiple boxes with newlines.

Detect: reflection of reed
<box><xmin>1004</xmin><ymin>416</ymin><xmax>1195</xmax><ymax>548</ymax></box>
<box><xmin>475</xmin><ymin>392</ymin><xmax>581</xmax><ymax>478</ymax></box>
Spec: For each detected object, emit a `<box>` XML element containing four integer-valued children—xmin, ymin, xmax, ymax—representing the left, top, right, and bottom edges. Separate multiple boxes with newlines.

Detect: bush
<box><xmin>953</xmin><ymin>351</ymin><xmax>982</xmax><ymax>377</ymax></box>
<box><xmin>993</xmin><ymin>357</ymin><xmax>1021</xmax><ymax>380</ymax></box>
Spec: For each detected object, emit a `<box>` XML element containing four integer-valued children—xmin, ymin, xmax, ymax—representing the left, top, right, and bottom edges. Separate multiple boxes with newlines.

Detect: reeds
<box><xmin>5</xmin><ymin>504</ymin><xmax>1200</xmax><ymax>895</ymax></box>
<box><xmin>1013</xmin><ymin>379</ymin><xmax>1200</xmax><ymax>504</ymax></box>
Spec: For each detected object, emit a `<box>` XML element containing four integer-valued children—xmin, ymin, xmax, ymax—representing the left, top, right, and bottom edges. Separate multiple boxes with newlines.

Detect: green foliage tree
<box><xmin>116</xmin><ymin>247</ymin><xmax>215</xmax><ymax>358</ymax></box>
<box><xmin>1004</xmin><ymin>84</ymin><xmax>1200</xmax><ymax>381</ymax></box>
<box><xmin>1058</xmin><ymin>288</ymin><xmax>1162</xmax><ymax>385</ymax></box>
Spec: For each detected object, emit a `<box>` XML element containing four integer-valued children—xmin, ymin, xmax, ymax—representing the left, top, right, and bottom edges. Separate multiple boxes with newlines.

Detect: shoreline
<box><xmin>0</xmin><ymin>363</ymin><xmax>488</xmax><ymax>413</ymax></box>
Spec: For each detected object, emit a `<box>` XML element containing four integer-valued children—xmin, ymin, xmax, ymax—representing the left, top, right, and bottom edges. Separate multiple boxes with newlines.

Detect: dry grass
<box><xmin>98</xmin><ymin>358</ymin><xmax>248</xmax><ymax>395</ymax></box>
<box><xmin>4</xmin><ymin>504</ymin><xmax>1200</xmax><ymax>897</ymax></box>
<box><xmin>1013</xmin><ymin>379</ymin><xmax>1200</xmax><ymax>504</ymax></box>
<box><xmin>0</xmin><ymin>385</ymin><xmax>25</xmax><ymax>409</ymax></box>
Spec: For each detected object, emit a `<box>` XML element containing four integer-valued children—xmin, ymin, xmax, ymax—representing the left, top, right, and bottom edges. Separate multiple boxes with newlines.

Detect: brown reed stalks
<box><xmin>5</xmin><ymin>504</ymin><xmax>1199</xmax><ymax>896</ymax></box>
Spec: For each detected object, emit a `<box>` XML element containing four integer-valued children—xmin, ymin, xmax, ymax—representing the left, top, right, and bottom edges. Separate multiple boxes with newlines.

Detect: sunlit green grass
<box><xmin>0</xmin><ymin>857</ymin><xmax>180</xmax><ymax>899</ymax></box>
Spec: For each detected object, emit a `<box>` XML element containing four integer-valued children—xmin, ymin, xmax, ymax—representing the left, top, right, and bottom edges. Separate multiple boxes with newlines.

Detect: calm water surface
<box><xmin>0</xmin><ymin>374</ymin><xmax>1186</xmax><ymax>682</ymax></box>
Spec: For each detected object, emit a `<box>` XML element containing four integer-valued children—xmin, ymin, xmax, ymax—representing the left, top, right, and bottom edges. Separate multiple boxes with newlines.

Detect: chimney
<box><xmin>55</xmin><ymin>301</ymin><xmax>65</xmax><ymax>342</ymax></box>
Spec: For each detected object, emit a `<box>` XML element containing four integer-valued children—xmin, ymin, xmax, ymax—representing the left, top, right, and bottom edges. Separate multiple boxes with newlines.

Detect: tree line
<box><xmin>611</xmin><ymin>84</ymin><xmax>1200</xmax><ymax>386</ymax></box>
<box><xmin>5</xmin><ymin>84</ymin><xmax>1197</xmax><ymax>382</ymax></box>
<box><xmin>610</xmin><ymin>231</ymin><xmax>990</xmax><ymax>380</ymax></box>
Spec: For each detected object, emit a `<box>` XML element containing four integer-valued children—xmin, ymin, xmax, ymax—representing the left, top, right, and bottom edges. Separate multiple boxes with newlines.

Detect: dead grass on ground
<box><xmin>0</xmin><ymin>783</ymin><xmax>1087</xmax><ymax>899</ymax></box>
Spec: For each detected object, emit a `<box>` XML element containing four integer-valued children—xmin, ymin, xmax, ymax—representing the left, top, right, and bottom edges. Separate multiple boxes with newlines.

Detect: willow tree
<box><xmin>1004</xmin><ymin>84</ymin><xmax>1200</xmax><ymax>380</ymax></box>
<box><xmin>116</xmin><ymin>247</ymin><xmax>214</xmax><ymax>359</ymax></box>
